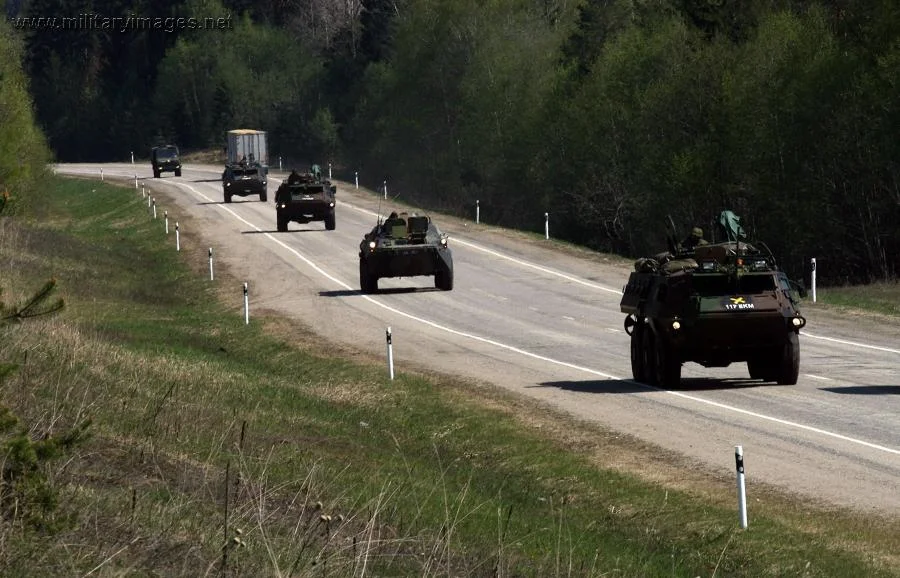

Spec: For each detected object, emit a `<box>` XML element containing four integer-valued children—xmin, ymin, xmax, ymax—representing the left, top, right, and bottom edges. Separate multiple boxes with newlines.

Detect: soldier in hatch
<box><xmin>680</xmin><ymin>227</ymin><xmax>708</xmax><ymax>252</ymax></box>
<box><xmin>287</xmin><ymin>169</ymin><xmax>302</xmax><ymax>185</ymax></box>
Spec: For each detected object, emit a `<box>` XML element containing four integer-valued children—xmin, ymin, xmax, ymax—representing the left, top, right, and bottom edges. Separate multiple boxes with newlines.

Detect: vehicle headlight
<box><xmin>792</xmin><ymin>316</ymin><xmax>806</xmax><ymax>328</ymax></box>
<box><xmin>440</xmin><ymin>237</ymin><xmax>448</xmax><ymax>246</ymax></box>
<box><xmin>329</xmin><ymin>202</ymin><xmax>335</xmax><ymax>207</ymax></box>
<box><xmin>672</xmin><ymin>320</ymin><xmax>681</xmax><ymax>330</ymax></box>
<box><xmin>368</xmin><ymin>241</ymin><xmax>376</xmax><ymax>249</ymax></box>
<box><xmin>226</xmin><ymin>182</ymin><xmax>231</xmax><ymax>187</ymax></box>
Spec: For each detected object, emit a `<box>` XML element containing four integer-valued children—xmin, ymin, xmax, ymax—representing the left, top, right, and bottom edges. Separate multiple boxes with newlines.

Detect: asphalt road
<box><xmin>57</xmin><ymin>163</ymin><xmax>900</xmax><ymax>514</ymax></box>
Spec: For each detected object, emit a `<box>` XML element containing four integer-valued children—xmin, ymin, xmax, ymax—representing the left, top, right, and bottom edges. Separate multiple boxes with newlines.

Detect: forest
<box><xmin>10</xmin><ymin>0</ymin><xmax>900</xmax><ymax>284</ymax></box>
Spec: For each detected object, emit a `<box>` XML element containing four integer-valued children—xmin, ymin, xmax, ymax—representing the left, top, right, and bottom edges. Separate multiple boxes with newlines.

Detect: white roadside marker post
<box><xmin>386</xmin><ymin>327</ymin><xmax>394</xmax><ymax>380</ymax></box>
<box><xmin>735</xmin><ymin>445</ymin><xmax>748</xmax><ymax>529</ymax></box>
<box><xmin>279</xmin><ymin>156</ymin><xmax>282</xmax><ymax>171</ymax></box>
<box><xmin>134</xmin><ymin>174</ymin><xmax>138</xmax><ymax>188</ymax></box>
<box><xmin>243</xmin><ymin>282</ymin><xmax>249</xmax><ymax>325</ymax></box>
<box><xmin>175</xmin><ymin>222</ymin><xmax>180</xmax><ymax>251</ymax></box>
<box><xmin>328</xmin><ymin>163</ymin><xmax>332</xmax><ymax>179</ymax></box>
<box><xmin>152</xmin><ymin>198</ymin><xmax>157</xmax><ymax>219</ymax></box>
<box><xmin>100</xmin><ymin>168</ymin><xmax>104</xmax><ymax>181</ymax></box>
<box><xmin>147</xmin><ymin>194</ymin><xmax>152</xmax><ymax>209</ymax></box>
<box><xmin>383</xmin><ymin>180</ymin><xmax>387</xmax><ymax>200</ymax></box>
<box><xmin>131</xmin><ymin>151</ymin><xmax>134</xmax><ymax>165</ymax></box>
<box><xmin>355</xmin><ymin>171</ymin><xmax>359</xmax><ymax>189</ymax></box>
<box><xmin>544</xmin><ymin>212</ymin><xmax>549</xmax><ymax>240</ymax></box>
<box><xmin>209</xmin><ymin>248</ymin><xmax>214</xmax><ymax>281</ymax></box>
<box><xmin>141</xmin><ymin>184</ymin><xmax>145</xmax><ymax>198</ymax></box>
<box><xmin>811</xmin><ymin>258</ymin><xmax>817</xmax><ymax>303</ymax></box>
<box><xmin>476</xmin><ymin>200</ymin><xmax>480</xmax><ymax>224</ymax></box>
<box><xmin>165</xmin><ymin>211</ymin><xmax>169</xmax><ymax>234</ymax></box>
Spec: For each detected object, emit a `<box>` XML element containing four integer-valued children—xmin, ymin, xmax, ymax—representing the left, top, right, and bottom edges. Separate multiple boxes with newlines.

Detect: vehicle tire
<box><xmin>435</xmin><ymin>263</ymin><xmax>454</xmax><ymax>291</ymax></box>
<box><xmin>153</xmin><ymin>168</ymin><xmax>160</xmax><ymax>178</ymax></box>
<box><xmin>641</xmin><ymin>327</ymin><xmax>659</xmax><ymax>386</ymax></box>
<box><xmin>747</xmin><ymin>356</ymin><xmax>771</xmax><ymax>380</ymax></box>
<box><xmin>224</xmin><ymin>192</ymin><xmax>232</xmax><ymax>204</ymax></box>
<box><xmin>359</xmin><ymin>260</ymin><xmax>377</xmax><ymax>294</ymax></box>
<box><xmin>174</xmin><ymin>169</ymin><xmax>182</xmax><ymax>177</ymax></box>
<box><xmin>630</xmin><ymin>322</ymin><xmax>646</xmax><ymax>382</ymax></box>
<box><xmin>655</xmin><ymin>336</ymin><xmax>682</xmax><ymax>388</ymax></box>
<box><xmin>776</xmin><ymin>333</ymin><xmax>800</xmax><ymax>385</ymax></box>
<box><xmin>277</xmin><ymin>215</ymin><xmax>288</xmax><ymax>232</ymax></box>
<box><xmin>260</xmin><ymin>191</ymin><xmax>268</xmax><ymax>202</ymax></box>
<box><xmin>324</xmin><ymin>209</ymin><xmax>336</xmax><ymax>231</ymax></box>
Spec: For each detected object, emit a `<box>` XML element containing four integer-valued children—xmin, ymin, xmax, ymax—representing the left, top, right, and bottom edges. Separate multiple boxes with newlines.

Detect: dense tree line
<box><xmin>14</xmin><ymin>0</ymin><xmax>900</xmax><ymax>283</ymax></box>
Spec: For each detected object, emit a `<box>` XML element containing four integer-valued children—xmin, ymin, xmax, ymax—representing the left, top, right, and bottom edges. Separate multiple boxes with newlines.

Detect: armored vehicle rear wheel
<box><xmin>175</xmin><ymin>169</ymin><xmax>182</xmax><ymax>177</ymax></box>
<box><xmin>359</xmin><ymin>260</ymin><xmax>378</xmax><ymax>294</ymax></box>
<box><xmin>277</xmin><ymin>215</ymin><xmax>288</xmax><ymax>232</ymax></box>
<box><xmin>225</xmin><ymin>193</ymin><xmax>232</xmax><ymax>203</ymax></box>
<box><xmin>630</xmin><ymin>322</ymin><xmax>646</xmax><ymax>382</ymax></box>
<box><xmin>153</xmin><ymin>168</ymin><xmax>161</xmax><ymax>178</ymax></box>
<box><xmin>324</xmin><ymin>209</ymin><xmax>336</xmax><ymax>231</ymax></box>
<box><xmin>435</xmin><ymin>264</ymin><xmax>454</xmax><ymax>291</ymax></box>
<box><xmin>776</xmin><ymin>333</ymin><xmax>800</xmax><ymax>385</ymax></box>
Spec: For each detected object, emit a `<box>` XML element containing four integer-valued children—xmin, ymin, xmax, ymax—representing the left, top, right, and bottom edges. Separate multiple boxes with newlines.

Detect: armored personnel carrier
<box><xmin>620</xmin><ymin>211</ymin><xmax>807</xmax><ymax>387</ymax></box>
<box><xmin>358</xmin><ymin>211</ymin><xmax>453</xmax><ymax>293</ymax></box>
<box><xmin>151</xmin><ymin>145</ymin><xmax>182</xmax><ymax>178</ymax></box>
<box><xmin>222</xmin><ymin>163</ymin><xmax>267</xmax><ymax>203</ymax></box>
<box><xmin>275</xmin><ymin>167</ymin><xmax>336</xmax><ymax>231</ymax></box>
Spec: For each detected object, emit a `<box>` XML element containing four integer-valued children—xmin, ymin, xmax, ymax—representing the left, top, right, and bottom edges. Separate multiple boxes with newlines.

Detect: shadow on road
<box><xmin>537</xmin><ymin>377</ymin><xmax>776</xmax><ymax>394</ymax></box>
<box><xmin>318</xmin><ymin>287</ymin><xmax>441</xmax><ymax>297</ymax></box>
<box><xmin>242</xmin><ymin>229</ymin><xmax>322</xmax><ymax>235</ymax></box>
<box><xmin>192</xmin><ymin>178</ymin><xmax>221</xmax><ymax>183</ymax></box>
<box><xmin>821</xmin><ymin>385</ymin><xmax>900</xmax><ymax>395</ymax></box>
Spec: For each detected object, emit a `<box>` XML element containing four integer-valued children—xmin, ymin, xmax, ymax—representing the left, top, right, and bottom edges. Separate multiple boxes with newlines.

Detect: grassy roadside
<box><xmin>0</xmin><ymin>175</ymin><xmax>897</xmax><ymax>576</ymax></box>
<box><xmin>807</xmin><ymin>282</ymin><xmax>900</xmax><ymax>318</ymax></box>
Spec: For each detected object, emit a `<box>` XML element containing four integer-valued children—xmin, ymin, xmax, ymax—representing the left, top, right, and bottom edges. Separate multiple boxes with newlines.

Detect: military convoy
<box><xmin>222</xmin><ymin>129</ymin><xmax>268</xmax><ymax>203</ymax></box>
<box><xmin>358</xmin><ymin>211</ymin><xmax>454</xmax><ymax>293</ymax></box>
<box><xmin>620</xmin><ymin>211</ymin><xmax>807</xmax><ymax>387</ymax></box>
<box><xmin>150</xmin><ymin>145</ymin><xmax>182</xmax><ymax>178</ymax></box>
<box><xmin>275</xmin><ymin>166</ymin><xmax>337</xmax><ymax>231</ymax></box>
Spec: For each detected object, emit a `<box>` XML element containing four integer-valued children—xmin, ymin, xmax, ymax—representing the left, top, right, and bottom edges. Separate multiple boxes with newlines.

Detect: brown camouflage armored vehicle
<box><xmin>620</xmin><ymin>211</ymin><xmax>807</xmax><ymax>387</ymax></box>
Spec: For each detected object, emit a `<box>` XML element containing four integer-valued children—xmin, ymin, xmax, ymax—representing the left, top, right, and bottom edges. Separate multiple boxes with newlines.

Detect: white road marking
<box><xmin>57</xmin><ymin>167</ymin><xmax>900</xmax><ymax>457</ymax></box>
<box><xmin>803</xmin><ymin>374</ymin><xmax>834</xmax><ymax>381</ymax></box>
<box><xmin>563</xmin><ymin>315</ymin><xmax>575</xmax><ymax>321</ymax></box>
<box><xmin>606</xmin><ymin>328</ymin><xmax>622</xmax><ymax>333</ymax></box>
<box><xmin>801</xmin><ymin>331</ymin><xmax>900</xmax><ymax>355</ymax></box>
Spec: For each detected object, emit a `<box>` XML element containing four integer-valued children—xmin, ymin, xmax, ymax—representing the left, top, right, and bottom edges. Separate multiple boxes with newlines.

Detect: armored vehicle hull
<box><xmin>151</xmin><ymin>145</ymin><xmax>181</xmax><ymax>178</ymax></box>
<box><xmin>621</xmin><ymin>228</ymin><xmax>806</xmax><ymax>387</ymax></box>
<box><xmin>275</xmin><ymin>179</ymin><xmax>336</xmax><ymax>231</ymax></box>
<box><xmin>359</xmin><ymin>213</ymin><xmax>453</xmax><ymax>293</ymax></box>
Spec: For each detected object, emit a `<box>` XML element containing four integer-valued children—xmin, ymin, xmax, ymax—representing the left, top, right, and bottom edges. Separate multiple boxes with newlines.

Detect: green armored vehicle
<box><xmin>620</xmin><ymin>211</ymin><xmax>807</xmax><ymax>387</ymax></box>
<box><xmin>151</xmin><ymin>145</ymin><xmax>182</xmax><ymax>178</ymax></box>
<box><xmin>358</xmin><ymin>211</ymin><xmax>453</xmax><ymax>293</ymax></box>
<box><xmin>275</xmin><ymin>166</ymin><xmax>336</xmax><ymax>231</ymax></box>
<box><xmin>222</xmin><ymin>163</ymin><xmax>267</xmax><ymax>203</ymax></box>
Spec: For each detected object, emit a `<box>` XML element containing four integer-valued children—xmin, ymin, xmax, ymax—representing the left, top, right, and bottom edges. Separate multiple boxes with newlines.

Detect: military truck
<box><xmin>275</xmin><ymin>167</ymin><xmax>336</xmax><ymax>231</ymax></box>
<box><xmin>222</xmin><ymin>129</ymin><xmax>268</xmax><ymax>203</ymax></box>
<box><xmin>150</xmin><ymin>145</ymin><xmax>182</xmax><ymax>178</ymax></box>
<box><xmin>620</xmin><ymin>211</ymin><xmax>807</xmax><ymax>387</ymax></box>
<box><xmin>358</xmin><ymin>212</ymin><xmax>453</xmax><ymax>293</ymax></box>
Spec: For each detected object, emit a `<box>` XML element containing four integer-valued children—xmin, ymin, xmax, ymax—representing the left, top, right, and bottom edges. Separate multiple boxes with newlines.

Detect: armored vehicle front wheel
<box><xmin>153</xmin><ymin>168</ymin><xmax>161</xmax><ymax>178</ymax></box>
<box><xmin>654</xmin><ymin>337</ymin><xmax>682</xmax><ymax>388</ymax></box>
<box><xmin>277</xmin><ymin>215</ymin><xmax>288</xmax><ymax>232</ymax></box>
<box><xmin>776</xmin><ymin>333</ymin><xmax>800</xmax><ymax>385</ymax></box>
<box><xmin>324</xmin><ymin>208</ymin><xmax>336</xmax><ymax>231</ymax></box>
<box><xmin>224</xmin><ymin>192</ymin><xmax>232</xmax><ymax>203</ymax></box>
<box><xmin>260</xmin><ymin>191</ymin><xmax>267</xmax><ymax>202</ymax></box>
<box><xmin>359</xmin><ymin>260</ymin><xmax>378</xmax><ymax>294</ymax></box>
<box><xmin>641</xmin><ymin>328</ymin><xmax>658</xmax><ymax>386</ymax></box>
<box><xmin>175</xmin><ymin>169</ymin><xmax>182</xmax><ymax>177</ymax></box>
<box><xmin>435</xmin><ymin>264</ymin><xmax>454</xmax><ymax>291</ymax></box>
<box><xmin>630</xmin><ymin>322</ymin><xmax>647</xmax><ymax>382</ymax></box>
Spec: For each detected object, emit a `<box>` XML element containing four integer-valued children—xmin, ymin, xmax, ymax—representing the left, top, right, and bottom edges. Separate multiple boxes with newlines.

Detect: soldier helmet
<box><xmin>691</xmin><ymin>227</ymin><xmax>703</xmax><ymax>239</ymax></box>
